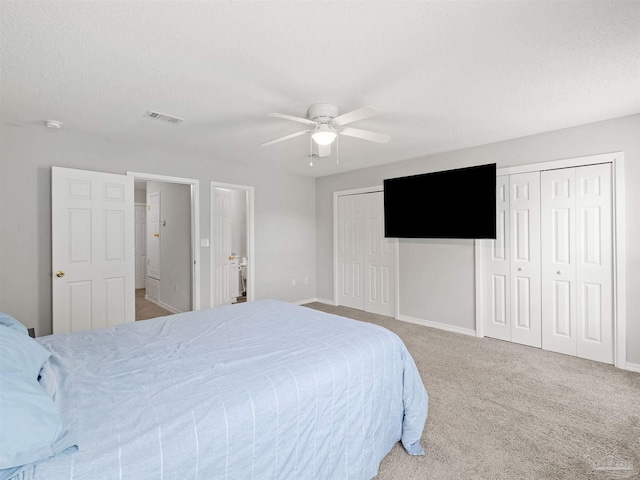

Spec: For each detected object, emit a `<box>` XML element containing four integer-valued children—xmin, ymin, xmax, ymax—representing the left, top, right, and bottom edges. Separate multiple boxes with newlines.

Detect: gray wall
<box><xmin>147</xmin><ymin>180</ymin><xmax>192</xmax><ymax>313</ymax></box>
<box><xmin>316</xmin><ymin>114</ymin><xmax>640</xmax><ymax>364</ymax></box>
<box><xmin>0</xmin><ymin>124</ymin><xmax>317</xmax><ymax>336</ymax></box>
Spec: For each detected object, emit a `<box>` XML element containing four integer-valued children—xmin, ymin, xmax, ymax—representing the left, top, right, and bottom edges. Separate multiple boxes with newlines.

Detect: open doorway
<box><xmin>128</xmin><ymin>172</ymin><xmax>201</xmax><ymax>320</ymax></box>
<box><xmin>210</xmin><ymin>181</ymin><xmax>254</xmax><ymax>307</ymax></box>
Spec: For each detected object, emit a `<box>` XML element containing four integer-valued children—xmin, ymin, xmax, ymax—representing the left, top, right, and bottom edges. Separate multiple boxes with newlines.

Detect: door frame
<box><xmin>210</xmin><ymin>181</ymin><xmax>255</xmax><ymax>305</ymax></box>
<box><xmin>127</xmin><ymin>171</ymin><xmax>201</xmax><ymax>311</ymax></box>
<box><xmin>474</xmin><ymin>151</ymin><xmax>627</xmax><ymax>369</ymax></box>
<box><xmin>332</xmin><ymin>186</ymin><xmax>399</xmax><ymax>319</ymax></box>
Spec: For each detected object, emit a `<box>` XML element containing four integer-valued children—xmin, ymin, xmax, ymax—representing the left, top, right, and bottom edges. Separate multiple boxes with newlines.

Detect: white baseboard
<box><xmin>625</xmin><ymin>362</ymin><xmax>640</xmax><ymax>373</ymax></box>
<box><xmin>144</xmin><ymin>296</ymin><xmax>182</xmax><ymax>315</ymax></box>
<box><xmin>397</xmin><ymin>314</ymin><xmax>477</xmax><ymax>337</ymax></box>
<box><xmin>293</xmin><ymin>298</ymin><xmax>318</xmax><ymax>306</ymax></box>
<box><xmin>293</xmin><ymin>298</ymin><xmax>337</xmax><ymax>306</ymax></box>
<box><xmin>314</xmin><ymin>298</ymin><xmax>336</xmax><ymax>306</ymax></box>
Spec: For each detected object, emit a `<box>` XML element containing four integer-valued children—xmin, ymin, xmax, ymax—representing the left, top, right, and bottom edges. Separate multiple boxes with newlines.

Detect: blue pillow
<box><xmin>0</xmin><ymin>312</ymin><xmax>28</xmax><ymax>336</ymax></box>
<box><xmin>0</xmin><ymin>371</ymin><xmax>77</xmax><ymax>477</ymax></box>
<box><xmin>0</xmin><ymin>324</ymin><xmax>51</xmax><ymax>379</ymax></box>
<box><xmin>0</xmin><ymin>325</ymin><xmax>76</xmax><ymax>477</ymax></box>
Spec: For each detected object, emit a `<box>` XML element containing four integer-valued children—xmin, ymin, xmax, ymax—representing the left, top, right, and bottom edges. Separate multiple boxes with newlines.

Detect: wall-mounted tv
<box><xmin>383</xmin><ymin>163</ymin><xmax>496</xmax><ymax>239</ymax></box>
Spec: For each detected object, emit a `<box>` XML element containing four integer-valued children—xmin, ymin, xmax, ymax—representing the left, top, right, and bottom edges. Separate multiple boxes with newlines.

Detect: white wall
<box><xmin>147</xmin><ymin>180</ymin><xmax>192</xmax><ymax>313</ymax></box>
<box><xmin>134</xmin><ymin>188</ymin><xmax>146</xmax><ymax>204</ymax></box>
<box><xmin>0</xmin><ymin>124</ymin><xmax>317</xmax><ymax>336</ymax></box>
<box><xmin>316</xmin><ymin>114</ymin><xmax>640</xmax><ymax>364</ymax></box>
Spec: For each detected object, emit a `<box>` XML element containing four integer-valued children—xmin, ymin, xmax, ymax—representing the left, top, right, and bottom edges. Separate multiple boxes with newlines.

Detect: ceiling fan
<box><xmin>260</xmin><ymin>104</ymin><xmax>390</xmax><ymax>160</ymax></box>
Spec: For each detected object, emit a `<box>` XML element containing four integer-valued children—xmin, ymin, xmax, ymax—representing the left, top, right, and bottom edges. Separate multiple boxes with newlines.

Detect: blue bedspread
<box><xmin>18</xmin><ymin>300</ymin><xmax>428</xmax><ymax>479</ymax></box>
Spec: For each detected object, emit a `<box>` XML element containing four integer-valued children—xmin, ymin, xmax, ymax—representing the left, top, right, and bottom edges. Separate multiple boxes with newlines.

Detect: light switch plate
<box><xmin>200</xmin><ymin>238</ymin><xmax>210</xmax><ymax>247</ymax></box>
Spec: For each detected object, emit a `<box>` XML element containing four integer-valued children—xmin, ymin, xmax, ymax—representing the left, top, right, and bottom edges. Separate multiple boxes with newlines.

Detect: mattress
<box><xmin>16</xmin><ymin>300</ymin><xmax>428</xmax><ymax>479</ymax></box>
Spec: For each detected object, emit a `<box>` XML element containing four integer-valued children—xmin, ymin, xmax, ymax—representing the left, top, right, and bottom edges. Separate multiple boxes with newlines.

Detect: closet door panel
<box><xmin>338</xmin><ymin>195</ymin><xmax>365</xmax><ymax>310</ymax></box>
<box><xmin>541</xmin><ymin>169</ymin><xmax>577</xmax><ymax>356</ymax></box>
<box><xmin>364</xmin><ymin>192</ymin><xmax>395</xmax><ymax>317</ymax></box>
<box><xmin>509</xmin><ymin>172</ymin><xmax>541</xmax><ymax>348</ymax></box>
<box><xmin>482</xmin><ymin>176</ymin><xmax>511</xmax><ymax>341</ymax></box>
<box><xmin>575</xmin><ymin>164</ymin><xmax>613</xmax><ymax>364</ymax></box>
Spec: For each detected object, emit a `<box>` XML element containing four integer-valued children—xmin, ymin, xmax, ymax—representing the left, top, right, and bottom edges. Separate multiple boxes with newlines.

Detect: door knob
<box><xmin>154</xmin><ymin>233</ymin><xmax>159</xmax><ymax>237</ymax></box>
<box><xmin>56</xmin><ymin>271</ymin><xmax>65</xmax><ymax>278</ymax></box>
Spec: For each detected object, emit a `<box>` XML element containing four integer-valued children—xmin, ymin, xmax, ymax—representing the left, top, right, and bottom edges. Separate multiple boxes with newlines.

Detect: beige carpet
<box><xmin>303</xmin><ymin>302</ymin><xmax>640</xmax><ymax>480</ymax></box>
<box><xmin>135</xmin><ymin>288</ymin><xmax>172</xmax><ymax>321</ymax></box>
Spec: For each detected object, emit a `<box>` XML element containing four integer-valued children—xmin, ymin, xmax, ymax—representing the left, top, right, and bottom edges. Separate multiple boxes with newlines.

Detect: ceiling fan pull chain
<box><xmin>336</xmin><ymin>135</ymin><xmax>339</xmax><ymax>164</ymax></box>
<box><xmin>309</xmin><ymin>134</ymin><xmax>313</xmax><ymax>166</ymax></box>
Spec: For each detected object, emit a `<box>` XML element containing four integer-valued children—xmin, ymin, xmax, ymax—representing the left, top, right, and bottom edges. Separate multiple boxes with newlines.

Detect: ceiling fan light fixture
<box><xmin>312</xmin><ymin>125</ymin><xmax>337</xmax><ymax>145</ymax></box>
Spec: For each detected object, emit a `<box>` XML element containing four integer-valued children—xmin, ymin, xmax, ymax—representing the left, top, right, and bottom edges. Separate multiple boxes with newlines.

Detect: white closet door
<box><xmin>147</xmin><ymin>192</ymin><xmax>161</xmax><ymax>280</ymax></box>
<box><xmin>134</xmin><ymin>204</ymin><xmax>147</xmax><ymax>289</ymax></box>
<box><xmin>575</xmin><ymin>164</ymin><xmax>613</xmax><ymax>364</ymax></box>
<box><xmin>482</xmin><ymin>176</ymin><xmax>511</xmax><ymax>341</ymax></box>
<box><xmin>364</xmin><ymin>192</ymin><xmax>395</xmax><ymax>316</ymax></box>
<box><xmin>213</xmin><ymin>188</ymin><xmax>232</xmax><ymax>307</ymax></box>
<box><xmin>509</xmin><ymin>172</ymin><xmax>541</xmax><ymax>348</ymax></box>
<box><xmin>541</xmin><ymin>168</ymin><xmax>577</xmax><ymax>355</ymax></box>
<box><xmin>338</xmin><ymin>195</ymin><xmax>365</xmax><ymax>309</ymax></box>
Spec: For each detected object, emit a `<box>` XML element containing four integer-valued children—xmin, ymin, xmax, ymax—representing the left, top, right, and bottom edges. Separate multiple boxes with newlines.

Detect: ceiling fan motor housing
<box><xmin>307</xmin><ymin>104</ymin><xmax>339</xmax><ymax>124</ymax></box>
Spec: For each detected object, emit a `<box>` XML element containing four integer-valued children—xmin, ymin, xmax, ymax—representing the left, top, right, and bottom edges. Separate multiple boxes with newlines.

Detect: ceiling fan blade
<box><xmin>260</xmin><ymin>130</ymin><xmax>310</xmax><ymax>147</ymax></box>
<box><xmin>267</xmin><ymin>113</ymin><xmax>318</xmax><ymax>126</ymax></box>
<box><xmin>339</xmin><ymin>127</ymin><xmax>390</xmax><ymax>144</ymax></box>
<box><xmin>317</xmin><ymin>143</ymin><xmax>331</xmax><ymax>158</ymax></box>
<box><xmin>331</xmin><ymin>106</ymin><xmax>380</xmax><ymax>126</ymax></box>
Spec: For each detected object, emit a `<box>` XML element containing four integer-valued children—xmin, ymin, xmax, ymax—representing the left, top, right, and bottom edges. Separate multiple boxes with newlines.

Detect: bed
<box><xmin>1</xmin><ymin>300</ymin><xmax>428</xmax><ymax>480</ymax></box>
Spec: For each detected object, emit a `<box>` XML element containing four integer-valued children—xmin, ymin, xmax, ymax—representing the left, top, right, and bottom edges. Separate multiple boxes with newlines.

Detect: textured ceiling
<box><xmin>1</xmin><ymin>1</ymin><xmax>639</xmax><ymax>178</ymax></box>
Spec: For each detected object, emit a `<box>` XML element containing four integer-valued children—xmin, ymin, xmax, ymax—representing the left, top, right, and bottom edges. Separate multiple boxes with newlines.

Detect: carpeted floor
<box><xmin>303</xmin><ymin>302</ymin><xmax>640</xmax><ymax>480</ymax></box>
<box><xmin>135</xmin><ymin>288</ymin><xmax>172</xmax><ymax>321</ymax></box>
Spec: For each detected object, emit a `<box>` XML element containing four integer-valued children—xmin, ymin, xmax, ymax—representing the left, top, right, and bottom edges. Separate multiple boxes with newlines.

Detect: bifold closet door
<box><xmin>338</xmin><ymin>192</ymin><xmax>395</xmax><ymax>315</ymax></box>
<box><xmin>541</xmin><ymin>168</ymin><xmax>577</xmax><ymax>355</ymax></box>
<box><xmin>482</xmin><ymin>176</ymin><xmax>511</xmax><ymax>341</ymax></box>
<box><xmin>509</xmin><ymin>172</ymin><xmax>541</xmax><ymax>348</ymax></box>
<box><xmin>338</xmin><ymin>194</ymin><xmax>365</xmax><ymax>309</ymax></box>
<box><xmin>364</xmin><ymin>192</ymin><xmax>395</xmax><ymax>317</ymax></box>
<box><xmin>542</xmin><ymin>164</ymin><xmax>613</xmax><ymax>363</ymax></box>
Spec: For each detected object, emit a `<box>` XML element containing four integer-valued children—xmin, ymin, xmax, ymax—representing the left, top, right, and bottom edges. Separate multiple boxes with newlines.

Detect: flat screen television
<box><xmin>383</xmin><ymin>163</ymin><xmax>496</xmax><ymax>239</ymax></box>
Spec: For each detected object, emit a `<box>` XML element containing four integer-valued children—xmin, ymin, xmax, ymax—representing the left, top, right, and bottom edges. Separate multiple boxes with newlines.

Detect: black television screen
<box><xmin>383</xmin><ymin>163</ymin><xmax>496</xmax><ymax>239</ymax></box>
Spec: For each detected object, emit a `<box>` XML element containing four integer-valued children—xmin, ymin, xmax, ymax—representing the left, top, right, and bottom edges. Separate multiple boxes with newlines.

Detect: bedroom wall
<box><xmin>315</xmin><ymin>114</ymin><xmax>640</xmax><ymax>365</ymax></box>
<box><xmin>147</xmin><ymin>180</ymin><xmax>192</xmax><ymax>313</ymax></box>
<box><xmin>0</xmin><ymin>124</ymin><xmax>317</xmax><ymax>336</ymax></box>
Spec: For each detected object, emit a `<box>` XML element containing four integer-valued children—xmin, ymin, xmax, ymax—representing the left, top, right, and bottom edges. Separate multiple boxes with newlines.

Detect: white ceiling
<box><xmin>1</xmin><ymin>1</ymin><xmax>639</xmax><ymax>178</ymax></box>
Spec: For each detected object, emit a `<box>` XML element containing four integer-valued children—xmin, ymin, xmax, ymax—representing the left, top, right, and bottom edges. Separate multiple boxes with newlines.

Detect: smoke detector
<box><xmin>145</xmin><ymin>110</ymin><xmax>184</xmax><ymax>124</ymax></box>
<box><xmin>44</xmin><ymin>120</ymin><xmax>62</xmax><ymax>129</ymax></box>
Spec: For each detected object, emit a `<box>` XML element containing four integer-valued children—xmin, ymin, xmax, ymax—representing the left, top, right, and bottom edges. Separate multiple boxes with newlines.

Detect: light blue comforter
<box><xmin>20</xmin><ymin>300</ymin><xmax>428</xmax><ymax>479</ymax></box>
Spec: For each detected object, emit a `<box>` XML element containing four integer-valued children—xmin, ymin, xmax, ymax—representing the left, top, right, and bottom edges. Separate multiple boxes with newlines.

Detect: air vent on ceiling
<box><xmin>145</xmin><ymin>110</ymin><xmax>184</xmax><ymax>124</ymax></box>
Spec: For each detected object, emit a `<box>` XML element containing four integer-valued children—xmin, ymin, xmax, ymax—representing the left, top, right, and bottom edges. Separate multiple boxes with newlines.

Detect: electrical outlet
<box><xmin>304</xmin><ymin>277</ymin><xmax>309</xmax><ymax>284</ymax></box>
<box><xmin>292</xmin><ymin>279</ymin><xmax>296</xmax><ymax>286</ymax></box>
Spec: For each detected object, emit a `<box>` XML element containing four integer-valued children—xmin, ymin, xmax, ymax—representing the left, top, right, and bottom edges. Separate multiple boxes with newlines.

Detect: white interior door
<box><xmin>364</xmin><ymin>192</ymin><xmax>395</xmax><ymax>316</ymax></box>
<box><xmin>482</xmin><ymin>175</ymin><xmax>511</xmax><ymax>341</ymax></box>
<box><xmin>52</xmin><ymin>166</ymin><xmax>134</xmax><ymax>333</ymax></box>
<box><xmin>147</xmin><ymin>191</ymin><xmax>161</xmax><ymax>280</ymax></box>
<box><xmin>213</xmin><ymin>188</ymin><xmax>232</xmax><ymax>306</ymax></box>
<box><xmin>338</xmin><ymin>194</ymin><xmax>365</xmax><ymax>309</ymax></box>
<box><xmin>541</xmin><ymin>168</ymin><xmax>577</xmax><ymax>356</ymax></box>
<box><xmin>134</xmin><ymin>204</ymin><xmax>147</xmax><ymax>289</ymax></box>
<box><xmin>575</xmin><ymin>163</ymin><xmax>613</xmax><ymax>363</ymax></box>
<box><xmin>509</xmin><ymin>172</ymin><xmax>541</xmax><ymax>348</ymax></box>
